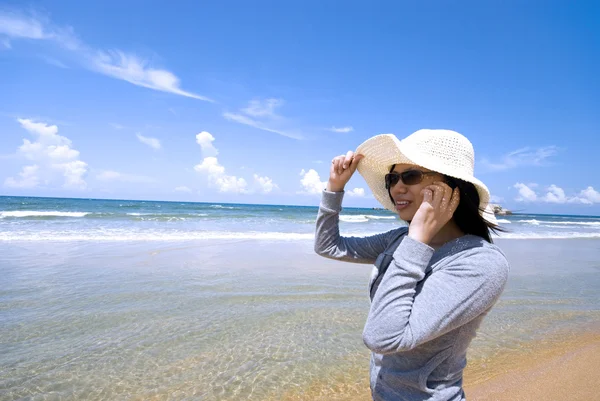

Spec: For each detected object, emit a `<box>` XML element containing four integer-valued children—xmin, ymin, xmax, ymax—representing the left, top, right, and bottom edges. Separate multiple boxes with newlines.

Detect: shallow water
<box><xmin>1</xmin><ymin>238</ymin><xmax>599</xmax><ymax>400</ymax></box>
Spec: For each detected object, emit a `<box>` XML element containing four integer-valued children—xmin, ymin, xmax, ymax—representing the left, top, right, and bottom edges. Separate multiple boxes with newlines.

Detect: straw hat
<box><xmin>356</xmin><ymin>129</ymin><xmax>497</xmax><ymax>224</ymax></box>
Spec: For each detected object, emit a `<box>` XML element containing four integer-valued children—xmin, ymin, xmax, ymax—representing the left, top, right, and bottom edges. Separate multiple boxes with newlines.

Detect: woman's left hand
<box><xmin>408</xmin><ymin>181</ymin><xmax>460</xmax><ymax>245</ymax></box>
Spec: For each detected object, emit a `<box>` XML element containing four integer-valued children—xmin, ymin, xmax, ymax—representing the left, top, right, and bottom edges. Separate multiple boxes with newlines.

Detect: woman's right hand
<box><xmin>326</xmin><ymin>151</ymin><xmax>364</xmax><ymax>192</ymax></box>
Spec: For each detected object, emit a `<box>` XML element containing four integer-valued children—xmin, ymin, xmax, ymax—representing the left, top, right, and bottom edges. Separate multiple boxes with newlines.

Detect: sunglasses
<box><xmin>384</xmin><ymin>170</ymin><xmax>439</xmax><ymax>189</ymax></box>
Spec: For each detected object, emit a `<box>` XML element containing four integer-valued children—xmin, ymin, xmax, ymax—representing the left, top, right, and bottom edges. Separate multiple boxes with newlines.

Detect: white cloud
<box><xmin>542</xmin><ymin>184</ymin><xmax>567</xmax><ymax>204</ymax></box>
<box><xmin>194</xmin><ymin>157</ymin><xmax>247</xmax><ymax>194</ymax></box>
<box><xmin>0</xmin><ymin>11</ymin><xmax>47</xmax><ymax>39</ymax></box>
<box><xmin>136</xmin><ymin>133</ymin><xmax>161</xmax><ymax>150</ymax></box>
<box><xmin>514</xmin><ymin>182</ymin><xmax>537</xmax><ymax>202</ymax></box>
<box><xmin>96</xmin><ymin>170</ymin><xmax>154</xmax><ymax>183</ymax></box>
<box><xmin>254</xmin><ymin>174</ymin><xmax>278</xmax><ymax>194</ymax></box>
<box><xmin>90</xmin><ymin>51</ymin><xmax>212</xmax><ymax>101</ymax></box>
<box><xmin>329</xmin><ymin>126</ymin><xmax>354</xmax><ymax>133</ymax></box>
<box><xmin>0</xmin><ymin>10</ymin><xmax>209</xmax><ymax>101</ymax></box>
<box><xmin>577</xmin><ymin>187</ymin><xmax>600</xmax><ymax>204</ymax></box>
<box><xmin>175</xmin><ymin>186</ymin><xmax>192</xmax><ymax>193</ymax></box>
<box><xmin>299</xmin><ymin>169</ymin><xmax>326</xmax><ymax>195</ymax></box>
<box><xmin>4</xmin><ymin>164</ymin><xmax>39</xmax><ymax>188</ymax></box>
<box><xmin>193</xmin><ymin>133</ymin><xmax>276</xmax><ymax>194</ymax></box>
<box><xmin>481</xmin><ymin>146</ymin><xmax>559</xmax><ymax>171</ymax></box>
<box><xmin>214</xmin><ymin>175</ymin><xmax>248</xmax><ymax>193</ymax></box>
<box><xmin>110</xmin><ymin>123</ymin><xmax>124</xmax><ymax>130</ymax></box>
<box><xmin>223</xmin><ymin>98</ymin><xmax>303</xmax><ymax>140</ymax></box>
<box><xmin>194</xmin><ymin>157</ymin><xmax>225</xmax><ymax>176</ymax></box>
<box><xmin>242</xmin><ymin>98</ymin><xmax>283</xmax><ymax>118</ymax></box>
<box><xmin>513</xmin><ymin>183</ymin><xmax>600</xmax><ymax>205</ymax></box>
<box><xmin>196</xmin><ymin>131</ymin><xmax>218</xmax><ymax>157</ymax></box>
<box><xmin>347</xmin><ymin>187</ymin><xmax>365</xmax><ymax>197</ymax></box>
<box><xmin>4</xmin><ymin>119</ymin><xmax>88</xmax><ymax>189</ymax></box>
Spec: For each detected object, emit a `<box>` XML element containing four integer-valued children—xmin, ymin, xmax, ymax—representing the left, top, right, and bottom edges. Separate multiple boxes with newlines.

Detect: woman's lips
<box><xmin>395</xmin><ymin>200</ymin><xmax>411</xmax><ymax>211</ymax></box>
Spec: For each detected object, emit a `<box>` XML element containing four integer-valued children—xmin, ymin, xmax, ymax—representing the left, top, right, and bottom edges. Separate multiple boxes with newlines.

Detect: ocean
<box><xmin>1</xmin><ymin>196</ymin><xmax>600</xmax><ymax>400</ymax></box>
<box><xmin>1</xmin><ymin>196</ymin><xmax>600</xmax><ymax>241</ymax></box>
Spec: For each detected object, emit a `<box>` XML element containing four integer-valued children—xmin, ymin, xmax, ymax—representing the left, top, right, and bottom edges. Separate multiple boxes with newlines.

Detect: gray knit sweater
<box><xmin>314</xmin><ymin>191</ymin><xmax>509</xmax><ymax>401</ymax></box>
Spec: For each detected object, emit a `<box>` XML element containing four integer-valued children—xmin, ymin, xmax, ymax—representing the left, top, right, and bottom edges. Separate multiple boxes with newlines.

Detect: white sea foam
<box><xmin>210</xmin><ymin>205</ymin><xmax>236</xmax><ymax>209</ymax></box>
<box><xmin>494</xmin><ymin>232</ymin><xmax>600</xmax><ymax>239</ymax></box>
<box><xmin>2</xmin><ymin>229</ymin><xmax>599</xmax><ymax>242</ymax></box>
<box><xmin>496</xmin><ymin>219</ymin><xmax>511</xmax><ymax>224</ymax></box>
<box><xmin>518</xmin><ymin>219</ymin><xmax>540</xmax><ymax>225</ymax></box>
<box><xmin>365</xmin><ymin>215</ymin><xmax>397</xmax><ymax>220</ymax></box>
<box><xmin>0</xmin><ymin>230</ymin><xmax>315</xmax><ymax>241</ymax></box>
<box><xmin>0</xmin><ymin>211</ymin><xmax>89</xmax><ymax>218</ymax></box>
<box><xmin>542</xmin><ymin>221</ymin><xmax>600</xmax><ymax>226</ymax></box>
<box><xmin>339</xmin><ymin>215</ymin><xmax>369</xmax><ymax>223</ymax></box>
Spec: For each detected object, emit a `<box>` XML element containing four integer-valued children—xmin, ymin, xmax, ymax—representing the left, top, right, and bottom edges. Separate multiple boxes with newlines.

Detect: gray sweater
<box><xmin>314</xmin><ymin>191</ymin><xmax>509</xmax><ymax>401</ymax></box>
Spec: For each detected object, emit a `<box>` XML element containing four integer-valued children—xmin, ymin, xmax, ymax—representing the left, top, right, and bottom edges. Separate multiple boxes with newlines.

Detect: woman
<box><xmin>315</xmin><ymin>129</ymin><xmax>509</xmax><ymax>401</ymax></box>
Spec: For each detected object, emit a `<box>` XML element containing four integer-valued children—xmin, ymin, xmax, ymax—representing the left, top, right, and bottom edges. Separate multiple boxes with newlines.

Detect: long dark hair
<box><xmin>388</xmin><ymin>165</ymin><xmax>504</xmax><ymax>243</ymax></box>
<box><xmin>444</xmin><ymin>176</ymin><xmax>504</xmax><ymax>243</ymax></box>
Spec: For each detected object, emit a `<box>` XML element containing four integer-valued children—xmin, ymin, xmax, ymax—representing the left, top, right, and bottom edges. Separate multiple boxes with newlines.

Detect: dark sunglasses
<box><xmin>384</xmin><ymin>170</ymin><xmax>439</xmax><ymax>189</ymax></box>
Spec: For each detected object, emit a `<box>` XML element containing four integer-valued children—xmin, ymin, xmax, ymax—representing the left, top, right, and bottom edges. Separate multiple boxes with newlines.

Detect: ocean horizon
<box><xmin>1</xmin><ymin>195</ymin><xmax>600</xmax><ymax>242</ymax></box>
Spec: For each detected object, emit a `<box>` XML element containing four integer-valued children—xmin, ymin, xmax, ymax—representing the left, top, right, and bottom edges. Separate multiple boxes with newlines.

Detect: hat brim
<box><xmin>356</xmin><ymin>134</ymin><xmax>496</xmax><ymax>225</ymax></box>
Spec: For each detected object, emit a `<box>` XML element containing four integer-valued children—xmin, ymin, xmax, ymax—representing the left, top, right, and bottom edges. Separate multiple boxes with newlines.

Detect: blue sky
<box><xmin>1</xmin><ymin>1</ymin><xmax>599</xmax><ymax>214</ymax></box>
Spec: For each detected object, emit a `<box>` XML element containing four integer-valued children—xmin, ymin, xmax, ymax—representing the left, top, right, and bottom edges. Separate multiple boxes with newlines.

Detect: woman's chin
<box><xmin>397</xmin><ymin>210</ymin><xmax>414</xmax><ymax>221</ymax></box>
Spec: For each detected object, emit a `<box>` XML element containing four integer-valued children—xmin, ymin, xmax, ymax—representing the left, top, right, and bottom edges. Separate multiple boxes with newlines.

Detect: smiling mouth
<box><xmin>395</xmin><ymin>200</ymin><xmax>411</xmax><ymax>210</ymax></box>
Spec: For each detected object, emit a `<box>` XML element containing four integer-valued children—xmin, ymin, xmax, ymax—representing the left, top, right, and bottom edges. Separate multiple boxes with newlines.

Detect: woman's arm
<box><xmin>314</xmin><ymin>190</ymin><xmax>403</xmax><ymax>264</ymax></box>
<box><xmin>362</xmin><ymin>237</ymin><xmax>509</xmax><ymax>353</ymax></box>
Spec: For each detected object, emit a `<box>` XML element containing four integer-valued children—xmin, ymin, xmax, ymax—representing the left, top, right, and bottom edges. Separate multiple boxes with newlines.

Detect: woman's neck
<box><xmin>429</xmin><ymin>220</ymin><xmax>465</xmax><ymax>250</ymax></box>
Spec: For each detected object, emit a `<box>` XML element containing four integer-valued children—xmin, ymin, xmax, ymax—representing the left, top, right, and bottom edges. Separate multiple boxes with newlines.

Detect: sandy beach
<box><xmin>465</xmin><ymin>330</ymin><xmax>600</xmax><ymax>400</ymax></box>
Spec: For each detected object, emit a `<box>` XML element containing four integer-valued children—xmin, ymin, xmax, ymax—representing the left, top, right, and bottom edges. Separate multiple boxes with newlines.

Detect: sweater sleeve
<box><xmin>314</xmin><ymin>190</ymin><xmax>402</xmax><ymax>264</ymax></box>
<box><xmin>362</xmin><ymin>236</ymin><xmax>509</xmax><ymax>354</ymax></box>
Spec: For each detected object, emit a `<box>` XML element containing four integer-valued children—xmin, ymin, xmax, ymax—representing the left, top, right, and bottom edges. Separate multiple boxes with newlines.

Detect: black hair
<box><xmin>387</xmin><ymin>165</ymin><xmax>505</xmax><ymax>243</ymax></box>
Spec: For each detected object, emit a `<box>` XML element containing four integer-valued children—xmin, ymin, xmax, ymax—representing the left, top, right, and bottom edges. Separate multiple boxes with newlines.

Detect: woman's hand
<box><xmin>326</xmin><ymin>151</ymin><xmax>364</xmax><ymax>192</ymax></box>
<box><xmin>408</xmin><ymin>181</ymin><xmax>460</xmax><ymax>245</ymax></box>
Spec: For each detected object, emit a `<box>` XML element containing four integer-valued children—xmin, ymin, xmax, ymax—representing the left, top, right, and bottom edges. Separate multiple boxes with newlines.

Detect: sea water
<box><xmin>1</xmin><ymin>196</ymin><xmax>599</xmax><ymax>400</ymax></box>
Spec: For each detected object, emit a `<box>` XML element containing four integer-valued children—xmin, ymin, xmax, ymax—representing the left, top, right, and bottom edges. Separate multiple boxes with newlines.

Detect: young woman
<box><xmin>315</xmin><ymin>129</ymin><xmax>509</xmax><ymax>401</ymax></box>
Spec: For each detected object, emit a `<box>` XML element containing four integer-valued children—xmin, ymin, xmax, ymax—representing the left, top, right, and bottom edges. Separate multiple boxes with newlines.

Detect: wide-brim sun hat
<box><xmin>356</xmin><ymin>129</ymin><xmax>497</xmax><ymax>225</ymax></box>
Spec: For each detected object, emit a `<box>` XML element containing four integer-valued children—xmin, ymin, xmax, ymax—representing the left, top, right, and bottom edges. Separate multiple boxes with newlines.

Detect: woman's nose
<box><xmin>390</xmin><ymin>182</ymin><xmax>408</xmax><ymax>194</ymax></box>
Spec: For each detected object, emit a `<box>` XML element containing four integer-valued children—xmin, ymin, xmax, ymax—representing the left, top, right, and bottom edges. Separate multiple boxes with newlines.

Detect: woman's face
<box><xmin>387</xmin><ymin>164</ymin><xmax>445</xmax><ymax>221</ymax></box>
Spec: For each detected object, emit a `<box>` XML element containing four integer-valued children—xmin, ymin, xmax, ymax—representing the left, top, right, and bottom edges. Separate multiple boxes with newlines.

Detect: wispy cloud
<box><xmin>40</xmin><ymin>55</ymin><xmax>69</xmax><ymax>69</ymax></box>
<box><xmin>174</xmin><ymin>186</ymin><xmax>192</xmax><ymax>193</ymax></box>
<box><xmin>481</xmin><ymin>146</ymin><xmax>559</xmax><ymax>172</ymax></box>
<box><xmin>328</xmin><ymin>126</ymin><xmax>354</xmax><ymax>133</ymax></box>
<box><xmin>136</xmin><ymin>133</ymin><xmax>161</xmax><ymax>150</ymax></box>
<box><xmin>96</xmin><ymin>170</ymin><xmax>154</xmax><ymax>183</ymax></box>
<box><xmin>0</xmin><ymin>10</ymin><xmax>48</xmax><ymax>40</ymax></box>
<box><xmin>242</xmin><ymin>98</ymin><xmax>283</xmax><ymax>118</ymax></box>
<box><xmin>90</xmin><ymin>51</ymin><xmax>212</xmax><ymax>101</ymax></box>
<box><xmin>223</xmin><ymin>98</ymin><xmax>303</xmax><ymax>140</ymax></box>
<box><xmin>0</xmin><ymin>9</ymin><xmax>210</xmax><ymax>101</ymax></box>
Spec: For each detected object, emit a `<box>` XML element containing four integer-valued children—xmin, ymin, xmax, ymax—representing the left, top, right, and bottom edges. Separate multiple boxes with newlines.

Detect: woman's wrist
<box><xmin>326</xmin><ymin>181</ymin><xmax>345</xmax><ymax>192</ymax></box>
